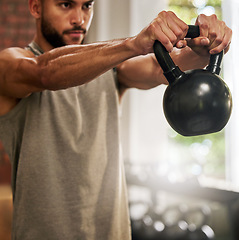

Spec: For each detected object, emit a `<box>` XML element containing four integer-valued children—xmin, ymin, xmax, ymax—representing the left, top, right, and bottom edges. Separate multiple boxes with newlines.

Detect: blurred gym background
<box><xmin>1</xmin><ymin>0</ymin><xmax>239</xmax><ymax>239</ymax></box>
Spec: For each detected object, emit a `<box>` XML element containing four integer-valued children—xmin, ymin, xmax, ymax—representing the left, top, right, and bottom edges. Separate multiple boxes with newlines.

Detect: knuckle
<box><xmin>198</xmin><ymin>13</ymin><xmax>206</xmax><ymax>20</ymax></box>
<box><xmin>158</xmin><ymin>10</ymin><xmax>167</xmax><ymax>17</ymax></box>
<box><xmin>174</xmin><ymin>30</ymin><xmax>182</xmax><ymax>38</ymax></box>
<box><xmin>214</xmin><ymin>37</ymin><xmax>223</xmax><ymax>45</ymax></box>
<box><xmin>228</xmin><ymin>28</ymin><xmax>233</xmax><ymax>36</ymax></box>
<box><xmin>167</xmin><ymin>11</ymin><xmax>178</xmax><ymax>21</ymax></box>
<box><xmin>148</xmin><ymin>22</ymin><xmax>156</xmax><ymax>31</ymax></box>
<box><xmin>171</xmin><ymin>35</ymin><xmax>177</xmax><ymax>43</ymax></box>
<box><xmin>183</xmin><ymin>24</ymin><xmax>189</xmax><ymax>33</ymax></box>
<box><xmin>210</xmin><ymin>14</ymin><xmax>218</xmax><ymax>21</ymax></box>
<box><xmin>160</xmin><ymin>38</ymin><xmax>171</xmax><ymax>47</ymax></box>
<box><xmin>221</xmin><ymin>20</ymin><xmax>226</xmax><ymax>27</ymax></box>
<box><xmin>175</xmin><ymin>27</ymin><xmax>187</xmax><ymax>38</ymax></box>
<box><xmin>209</xmin><ymin>31</ymin><xmax>217</xmax><ymax>38</ymax></box>
<box><xmin>200</xmin><ymin>23</ymin><xmax>209</xmax><ymax>30</ymax></box>
<box><xmin>159</xmin><ymin>10</ymin><xmax>177</xmax><ymax>21</ymax></box>
<box><xmin>168</xmin><ymin>11</ymin><xmax>176</xmax><ymax>17</ymax></box>
<box><xmin>148</xmin><ymin>21</ymin><xmax>158</xmax><ymax>34</ymax></box>
<box><xmin>156</xmin><ymin>16</ymin><xmax>164</xmax><ymax>25</ymax></box>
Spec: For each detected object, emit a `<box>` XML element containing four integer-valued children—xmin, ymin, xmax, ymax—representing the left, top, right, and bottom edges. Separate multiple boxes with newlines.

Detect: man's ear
<box><xmin>29</xmin><ymin>0</ymin><xmax>42</xmax><ymax>19</ymax></box>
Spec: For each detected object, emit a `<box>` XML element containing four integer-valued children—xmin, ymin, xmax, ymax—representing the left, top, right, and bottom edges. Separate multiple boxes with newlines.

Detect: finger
<box><xmin>158</xmin><ymin>23</ymin><xmax>179</xmax><ymax>49</ymax></box>
<box><xmin>209</xmin><ymin>30</ymin><xmax>232</xmax><ymax>54</ymax></box>
<box><xmin>150</xmin><ymin>19</ymin><xmax>175</xmax><ymax>52</ymax></box>
<box><xmin>187</xmin><ymin>37</ymin><xmax>210</xmax><ymax>48</ymax></box>
<box><xmin>207</xmin><ymin>20</ymin><xmax>225</xmax><ymax>51</ymax></box>
<box><xmin>163</xmin><ymin>11</ymin><xmax>189</xmax><ymax>37</ymax></box>
<box><xmin>175</xmin><ymin>39</ymin><xmax>187</xmax><ymax>48</ymax></box>
<box><xmin>195</xmin><ymin>14</ymin><xmax>209</xmax><ymax>37</ymax></box>
<box><xmin>153</xmin><ymin>12</ymin><xmax>188</xmax><ymax>52</ymax></box>
<box><xmin>162</xmin><ymin>11</ymin><xmax>189</xmax><ymax>45</ymax></box>
<box><xmin>208</xmin><ymin>32</ymin><xmax>223</xmax><ymax>53</ymax></box>
<box><xmin>209</xmin><ymin>25</ymin><xmax>232</xmax><ymax>54</ymax></box>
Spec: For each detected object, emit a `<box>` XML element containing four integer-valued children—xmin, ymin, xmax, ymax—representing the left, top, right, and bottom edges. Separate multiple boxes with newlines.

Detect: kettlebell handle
<box><xmin>153</xmin><ymin>25</ymin><xmax>224</xmax><ymax>84</ymax></box>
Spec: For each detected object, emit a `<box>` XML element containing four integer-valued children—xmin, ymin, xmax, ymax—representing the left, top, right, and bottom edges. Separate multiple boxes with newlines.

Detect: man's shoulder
<box><xmin>0</xmin><ymin>46</ymin><xmax>35</xmax><ymax>59</ymax></box>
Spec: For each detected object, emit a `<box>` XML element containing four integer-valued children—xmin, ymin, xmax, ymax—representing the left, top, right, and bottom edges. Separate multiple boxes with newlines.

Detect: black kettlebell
<box><xmin>153</xmin><ymin>25</ymin><xmax>232</xmax><ymax>136</ymax></box>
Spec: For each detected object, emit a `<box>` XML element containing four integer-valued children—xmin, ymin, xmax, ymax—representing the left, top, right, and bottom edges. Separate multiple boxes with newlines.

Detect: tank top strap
<box><xmin>25</xmin><ymin>42</ymin><xmax>44</xmax><ymax>56</ymax></box>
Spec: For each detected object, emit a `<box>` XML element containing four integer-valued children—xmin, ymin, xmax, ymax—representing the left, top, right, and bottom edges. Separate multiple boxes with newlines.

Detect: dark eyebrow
<box><xmin>54</xmin><ymin>0</ymin><xmax>73</xmax><ymax>2</ymax></box>
<box><xmin>54</xmin><ymin>0</ymin><xmax>94</xmax><ymax>3</ymax></box>
<box><xmin>85</xmin><ymin>0</ymin><xmax>95</xmax><ymax>3</ymax></box>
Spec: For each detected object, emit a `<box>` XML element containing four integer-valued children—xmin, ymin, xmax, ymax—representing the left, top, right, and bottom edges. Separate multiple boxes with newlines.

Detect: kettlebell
<box><xmin>153</xmin><ymin>25</ymin><xmax>232</xmax><ymax>136</ymax></box>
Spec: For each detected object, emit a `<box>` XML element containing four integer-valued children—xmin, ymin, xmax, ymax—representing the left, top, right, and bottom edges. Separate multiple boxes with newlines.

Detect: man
<box><xmin>0</xmin><ymin>0</ymin><xmax>232</xmax><ymax>239</ymax></box>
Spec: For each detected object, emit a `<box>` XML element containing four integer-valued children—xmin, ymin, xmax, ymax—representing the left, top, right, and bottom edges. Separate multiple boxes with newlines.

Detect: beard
<box><xmin>41</xmin><ymin>17</ymin><xmax>67</xmax><ymax>48</ymax></box>
<box><xmin>41</xmin><ymin>16</ymin><xmax>87</xmax><ymax>48</ymax></box>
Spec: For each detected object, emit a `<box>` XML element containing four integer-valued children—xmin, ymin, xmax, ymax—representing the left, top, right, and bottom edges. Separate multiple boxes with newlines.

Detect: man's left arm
<box><xmin>117</xmin><ymin>46</ymin><xmax>209</xmax><ymax>93</ymax></box>
<box><xmin>117</xmin><ymin>14</ymin><xmax>232</xmax><ymax>96</ymax></box>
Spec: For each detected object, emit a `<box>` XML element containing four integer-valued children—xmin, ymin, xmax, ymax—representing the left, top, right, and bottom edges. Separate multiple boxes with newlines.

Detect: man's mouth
<box><xmin>66</xmin><ymin>31</ymin><xmax>84</xmax><ymax>38</ymax></box>
<box><xmin>64</xmin><ymin>28</ymin><xmax>86</xmax><ymax>38</ymax></box>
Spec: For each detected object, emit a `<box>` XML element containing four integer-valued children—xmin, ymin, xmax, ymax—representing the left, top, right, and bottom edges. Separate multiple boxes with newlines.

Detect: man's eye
<box><xmin>61</xmin><ymin>2</ymin><xmax>71</xmax><ymax>9</ymax></box>
<box><xmin>83</xmin><ymin>1</ymin><xmax>94</xmax><ymax>10</ymax></box>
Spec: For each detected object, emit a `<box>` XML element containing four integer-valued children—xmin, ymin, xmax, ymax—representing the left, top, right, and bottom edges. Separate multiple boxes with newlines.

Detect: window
<box><xmin>169</xmin><ymin>0</ymin><xmax>222</xmax><ymax>24</ymax></box>
<box><xmin>166</xmin><ymin>0</ymin><xmax>226</xmax><ymax>181</ymax></box>
<box><xmin>121</xmin><ymin>0</ymin><xmax>230</xmax><ymax>186</ymax></box>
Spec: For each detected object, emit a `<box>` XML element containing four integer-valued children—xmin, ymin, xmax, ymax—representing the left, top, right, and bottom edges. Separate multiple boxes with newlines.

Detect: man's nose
<box><xmin>70</xmin><ymin>9</ymin><xmax>85</xmax><ymax>26</ymax></box>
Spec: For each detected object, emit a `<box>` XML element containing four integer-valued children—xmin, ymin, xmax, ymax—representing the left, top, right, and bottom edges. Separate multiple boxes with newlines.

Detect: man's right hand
<box><xmin>132</xmin><ymin>11</ymin><xmax>189</xmax><ymax>55</ymax></box>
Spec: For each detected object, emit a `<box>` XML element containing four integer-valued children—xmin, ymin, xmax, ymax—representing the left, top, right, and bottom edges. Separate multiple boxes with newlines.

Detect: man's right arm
<box><xmin>0</xmin><ymin>39</ymin><xmax>139</xmax><ymax>99</ymax></box>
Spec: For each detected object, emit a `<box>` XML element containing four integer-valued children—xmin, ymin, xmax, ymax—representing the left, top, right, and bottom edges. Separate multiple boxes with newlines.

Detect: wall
<box><xmin>0</xmin><ymin>0</ymin><xmax>35</xmax><ymax>182</ymax></box>
<box><xmin>0</xmin><ymin>0</ymin><xmax>35</xmax><ymax>51</ymax></box>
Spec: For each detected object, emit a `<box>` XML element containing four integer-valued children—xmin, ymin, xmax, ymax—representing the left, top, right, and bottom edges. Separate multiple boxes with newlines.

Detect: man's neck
<box><xmin>33</xmin><ymin>34</ymin><xmax>55</xmax><ymax>53</ymax></box>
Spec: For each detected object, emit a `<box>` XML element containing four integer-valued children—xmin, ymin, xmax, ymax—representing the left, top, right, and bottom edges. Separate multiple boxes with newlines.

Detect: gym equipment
<box><xmin>153</xmin><ymin>25</ymin><xmax>232</xmax><ymax>136</ymax></box>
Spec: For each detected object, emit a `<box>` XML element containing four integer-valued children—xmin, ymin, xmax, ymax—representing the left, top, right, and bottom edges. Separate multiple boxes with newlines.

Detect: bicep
<box><xmin>0</xmin><ymin>48</ymin><xmax>44</xmax><ymax>98</ymax></box>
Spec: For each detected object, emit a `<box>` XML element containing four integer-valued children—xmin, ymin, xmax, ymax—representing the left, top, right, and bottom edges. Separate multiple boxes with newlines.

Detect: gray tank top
<box><xmin>0</xmin><ymin>43</ymin><xmax>131</xmax><ymax>240</ymax></box>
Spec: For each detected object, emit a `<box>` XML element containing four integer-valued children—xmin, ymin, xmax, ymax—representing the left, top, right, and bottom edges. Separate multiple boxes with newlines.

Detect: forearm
<box><xmin>38</xmin><ymin>38</ymin><xmax>139</xmax><ymax>90</ymax></box>
<box><xmin>117</xmin><ymin>54</ymin><xmax>166</xmax><ymax>91</ymax></box>
<box><xmin>117</xmin><ymin>46</ymin><xmax>210</xmax><ymax>92</ymax></box>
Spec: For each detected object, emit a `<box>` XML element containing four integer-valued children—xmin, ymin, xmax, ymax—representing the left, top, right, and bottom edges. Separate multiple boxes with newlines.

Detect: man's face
<box><xmin>40</xmin><ymin>0</ymin><xmax>94</xmax><ymax>48</ymax></box>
